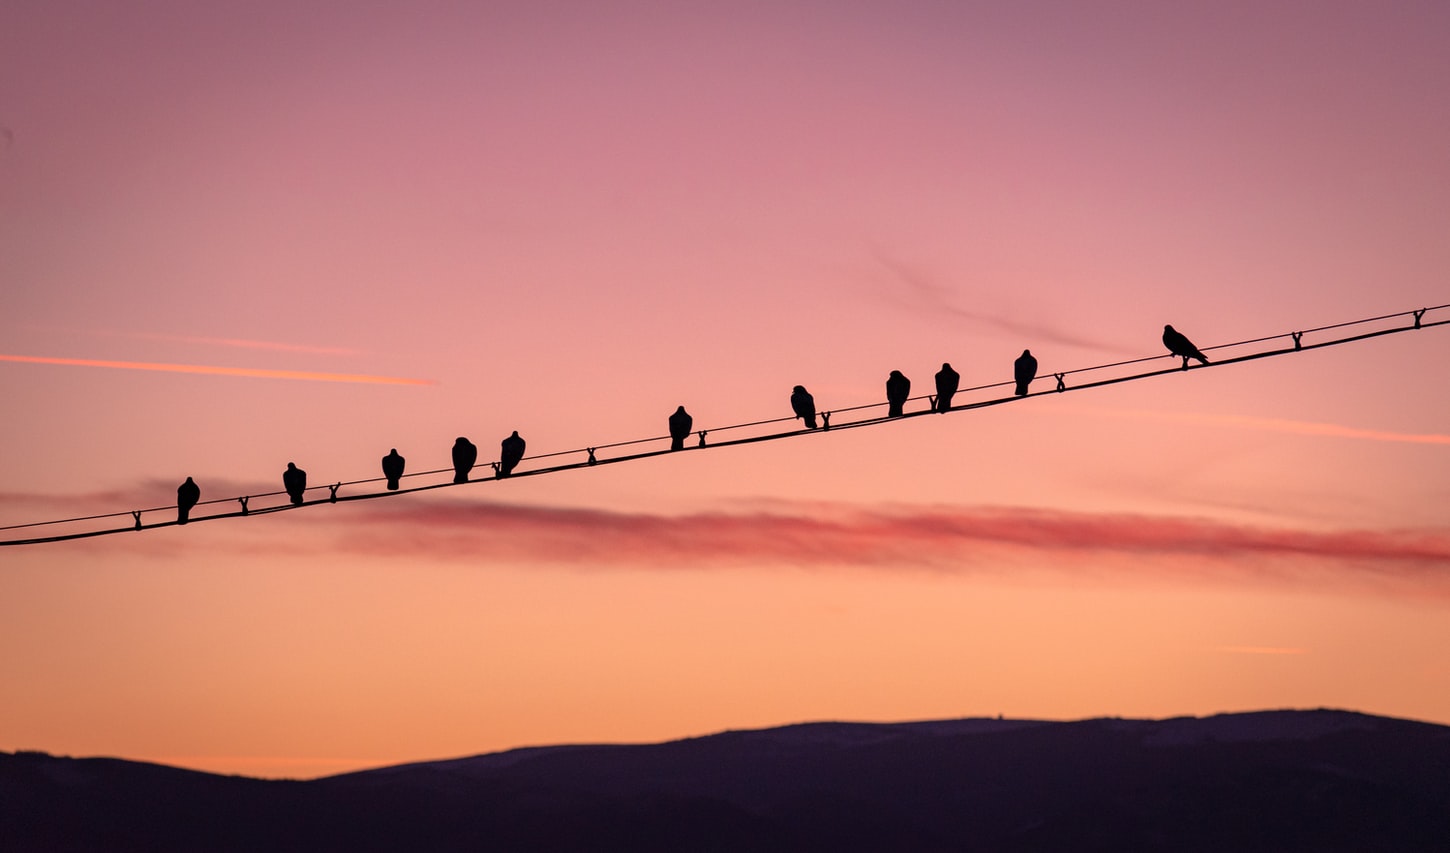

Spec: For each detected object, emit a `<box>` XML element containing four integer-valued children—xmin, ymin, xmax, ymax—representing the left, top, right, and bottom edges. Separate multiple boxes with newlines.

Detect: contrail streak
<box><xmin>0</xmin><ymin>354</ymin><xmax>435</xmax><ymax>386</ymax></box>
<box><xmin>1077</xmin><ymin>406</ymin><xmax>1450</xmax><ymax>446</ymax></box>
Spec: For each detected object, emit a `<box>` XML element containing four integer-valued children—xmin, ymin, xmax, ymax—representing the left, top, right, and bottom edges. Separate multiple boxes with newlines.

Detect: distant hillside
<box><xmin>4</xmin><ymin>709</ymin><xmax>1448</xmax><ymax>852</ymax></box>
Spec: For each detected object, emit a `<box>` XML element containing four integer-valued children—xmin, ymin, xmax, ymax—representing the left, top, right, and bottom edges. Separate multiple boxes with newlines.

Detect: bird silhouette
<box><xmin>282</xmin><ymin>463</ymin><xmax>307</xmax><ymax>506</ymax></box>
<box><xmin>1163</xmin><ymin>325</ymin><xmax>1209</xmax><ymax>367</ymax></box>
<box><xmin>885</xmin><ymin>370</ymin><xmax>911</xmax><ymax>417</ymax></box>
<box><xmin>499</xmin><ymin>431</ymin><xmax>526</xmax><ymax>477</ymax></box>
<box><xmin>452</xmin><ymin>437</ymin><xmax>477</xmax><ymax>484</ymax></box>
<box><xmin>176</xmin><ymin>477</ymin><xmax>199</xmax><ymax>525</ymax></box>
<box><xmin>791</xmin><ymin>385</ymin><xmax>818</xmax><ymax>429</ymax></box>
<box><xmin>934</xmin><ymin>363</ymin><xmax>959</xmax><ymax>413</ymax></box>
<box><xmin>381</xmin><ymin>449</ymin><xmax>405</xmax><ymax>490</ymax></box>
<box><xmin>668</xmin><ymin>406</ymin><xmax>693</xmax><ymax>451</ymax></box>
<box><xmin>1014</xmin><ymin>350</ymin><xmax>1038</xmax><ymax>396</ymax></box>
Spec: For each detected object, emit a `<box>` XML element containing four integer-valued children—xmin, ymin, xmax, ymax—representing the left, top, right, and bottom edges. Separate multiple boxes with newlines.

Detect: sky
<box><xmin>2</xmin><ymin>0</ymin><xmax>1449</xmax><ymax>779</ymax></box>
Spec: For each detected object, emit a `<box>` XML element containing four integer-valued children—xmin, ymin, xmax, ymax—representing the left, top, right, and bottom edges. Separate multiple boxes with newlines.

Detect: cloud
<box><xmin>870</xmin><ymin>252</ymin><xmax>1139</xmax><ymax>356</ymax></box>
<box><xmin>0</xmin><ymin>354</ymin><xmax>435</xmax><ymax>386</ymax></box>
<box><xmin>107</xmin><ymin>331</ymin><xmax>361</xmax><ymax>357</ymax></box>
<box><xmin>1213</xmin><ymin>646</ymin><xmax>1308</xmax><ymax>656</ymax></box>
<box><xmin>8</xmin><ymin>488</ymin><xmax>1447</xmax><ymax>599</ymax></box>
<box><xmin>1082</xmin><ymin>407</ymin><xmax>1450</xmax><ymax>447</ymax></box>
<box><xmin>312</xmin><ymin>499</ymin><xmax>1450</xmax><ymax>596</ymax></box>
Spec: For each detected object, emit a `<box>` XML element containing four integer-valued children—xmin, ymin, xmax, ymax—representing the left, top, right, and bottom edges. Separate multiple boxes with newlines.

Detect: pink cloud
<box><xmin>316</xmin><ymin>499</ymin><xmax>1450</xmax><ymax>596</ymax></box>
<box><xmin>7</xmin><ymin>488</ymin><xmax>1448</xmax><ymax>600</ymax></box>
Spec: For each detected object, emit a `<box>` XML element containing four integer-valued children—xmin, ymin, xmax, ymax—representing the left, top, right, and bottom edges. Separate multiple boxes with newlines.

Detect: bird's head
<box><xmin>793</xmin><ymin>385</ymin><xmax>806</xmax><ymax>394</ymax></box>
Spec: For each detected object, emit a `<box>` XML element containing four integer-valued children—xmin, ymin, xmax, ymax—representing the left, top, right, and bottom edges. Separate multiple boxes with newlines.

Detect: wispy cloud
<box><xmin>0</xmin><ymin>354</ymin><xmax>435</xmax><ymax>386</ymax></box>
<box><xmin>1075</xmin><ymin>406</ymin><xmax>1450</xmax><ymax>446</ymax></box>
<box><xmin>112</xmin><ymin>331</ymin><xmax>361</xmax><ymax>357</ymax></box>
<box><xmin>870</xmin><ymin>252</ymin><xmax>1138</xmax><ymax>355</ymax></box>
<box><xmin>1213</xmin><ymin>646</ymin><xmax>1309</xmax><ymax>656</ymax></box>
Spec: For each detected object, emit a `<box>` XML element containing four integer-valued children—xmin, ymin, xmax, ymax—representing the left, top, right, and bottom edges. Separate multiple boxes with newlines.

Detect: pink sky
<box><xmin>2</xmin><ymin>0</ymin><xmax>1449</xmax><ymax>778</ymax></box>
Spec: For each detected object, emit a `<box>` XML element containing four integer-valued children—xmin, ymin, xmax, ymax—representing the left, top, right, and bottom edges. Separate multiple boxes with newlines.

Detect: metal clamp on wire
<box><xmin>1055</xmin><ymin>373</ymin><xmax>1066</xmax><ymax>392</ymax></box>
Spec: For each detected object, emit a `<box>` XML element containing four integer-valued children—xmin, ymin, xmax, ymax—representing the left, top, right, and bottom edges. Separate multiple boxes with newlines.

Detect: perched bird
<box><xmin>934</xmin><ymin>363</ymin><xmax>960</xmax><ymax>413</ymax></box>
<box><xmin>176</xmin><ymin>477</ymin><xmax>200</xmax><ymax>525</ymax></box>
<box><xmin>452</xmin><ymin>437</ymin><xmax>477</xmax><ymax>484</ymax></box>
<box><xmin>1163</xmin><ymin>325</ymin><xmax>1210</xmax><ymax>366</ymax></box>
<box><xmin>668</xmin><ymin>406</ymin><xmax>693</xmax><ymax>451</ymax></box>
<box><xmin>381</xmin><ymin>449</ymin><xmax>405</xmax><ymax>490</ymax></box>
<box><xmin>282</xmin><ymin>462</ymin><xmax>307</xmax><ymax>506</ymax></box>
<box><xmin>499</xmin><ymin>430</ymin><xmax>526</xmax><ymax>478</ymax></box>
<box><xmin>885</xmin><ymin>370</ymin><xmax>911</xmax><ymax>417</ymax></box>
<box><xmin>1014</xmin><ymin>350</ymin><xmax>1038</xmax><ymax>396</ymax></box>
<box><xmin>791</xmin><ymin>385</ymin><xmax>818</xmax><ymax>429</ymax></box>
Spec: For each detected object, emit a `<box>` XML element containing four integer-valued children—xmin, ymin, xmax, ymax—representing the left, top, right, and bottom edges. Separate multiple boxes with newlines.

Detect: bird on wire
<box><xmin>452</xmin><ymin>437</ymin><xmax>477</xmax><ymax>484</ymax></box>
<box><xmin>886</xmin><ymin>370</ymin><xmax>911</xmax><ymax>417</ymax></box>
<box><xmin>381</xmin><ymin>449</ymin><xmax>405</xmax><ymax>490</ymax></box>
<box><xmin>499</xmin><ymin>431</ymin><xmax>526</xmax><ymax>477</ymax></box>
<box><xmin>176</xmin><ymin>477</ymin><xmax>200</xmax><ymax>524</ymax></box>
<box><xmin>934</xmin><ymin>363</ymin><xmax>959</xmax><ymax>412</ymax></box>
<box><xmin>1163</xmin><ymin>325</ymin><xmax>1210</xmax><ymax>368</ymax></box>
<box><xmin>282</xmin><ymin>463</ymin><xmax>307</xmax><ymax>506</ymax></box>
<box><xmin>791</xmin><ymin>385</ymin><xmax>818</xmax><ymax>429</ymax></box>
<box><xmin>668</xmin><ymin>406</ymin><xmax>693</xmax><ymax>451</ymax></box>
<box><xmin>1014</xmin><ymin>350</ymin><xmax>1038</xmax><ymax>396</ymax></box>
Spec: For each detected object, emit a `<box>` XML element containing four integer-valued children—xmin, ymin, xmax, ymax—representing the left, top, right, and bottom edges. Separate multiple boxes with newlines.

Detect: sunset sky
<box><xmin>3</xmin><ymin>0</ymin><xmax>1449</xmax><ymax>779</ymax></box>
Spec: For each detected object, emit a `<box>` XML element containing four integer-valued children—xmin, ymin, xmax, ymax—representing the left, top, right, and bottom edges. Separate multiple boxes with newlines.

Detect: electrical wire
<box><xmin>3</xmin><ymin>305</ymin><xmax>1445</xmax><ymax>547</ymax></box>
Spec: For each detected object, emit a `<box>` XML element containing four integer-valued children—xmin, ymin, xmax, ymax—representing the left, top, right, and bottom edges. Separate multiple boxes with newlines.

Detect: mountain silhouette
<box><xmin>3</xmin><ymin>709</ymin><xmax>1448</xmax><ymax>852</ymax></box>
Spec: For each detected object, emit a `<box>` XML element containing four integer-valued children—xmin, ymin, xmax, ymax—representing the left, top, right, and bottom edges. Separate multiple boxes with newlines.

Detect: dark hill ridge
<box><xmin>4</xmin><ymin>709</ymin><xmax>1448</xmax><ymax>852</ymax></box>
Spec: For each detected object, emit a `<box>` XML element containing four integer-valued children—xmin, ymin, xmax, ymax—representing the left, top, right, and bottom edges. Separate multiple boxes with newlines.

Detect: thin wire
<box><xmin>2</xmin><ymin>305</ymin><xmax>1445</xmax><ymax>546</ymax></box>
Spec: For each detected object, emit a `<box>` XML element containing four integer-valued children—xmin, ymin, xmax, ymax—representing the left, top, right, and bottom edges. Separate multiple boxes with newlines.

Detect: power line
<box><xmin>3</xmin><ymin>305</ymin><xmax>1446</xmax><ymax>547</ymax></box>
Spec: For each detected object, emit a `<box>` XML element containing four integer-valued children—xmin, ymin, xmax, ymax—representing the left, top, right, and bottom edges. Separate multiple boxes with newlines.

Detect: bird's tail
<box><xmin>1015</xmin><ymin>382</ymin><xmax>1028</xmax><ymax>396</ymax></box>
<box><xmin>806</xmin><ymin>416</ymin><xmax>818</xmax><ymax>429</ymax></box>
<box><xmin>1196</xmin><ymin>353</ymin><xmax>1210</xmax><ymax>365</ymax></box>
<box><xmin>178</xmin><ymin>509</ymin><xmax>189</xmax><ymax>525</ymax></box>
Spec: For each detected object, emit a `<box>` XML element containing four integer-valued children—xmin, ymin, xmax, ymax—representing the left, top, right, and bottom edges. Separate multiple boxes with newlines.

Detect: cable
<box><xmin>3</xmin><ymin>305</ymin><xmax>1445</xmax><ymax>546</ymax></box>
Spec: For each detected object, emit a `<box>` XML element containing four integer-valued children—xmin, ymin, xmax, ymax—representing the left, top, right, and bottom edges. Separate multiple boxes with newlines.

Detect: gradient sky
<box><xmin>3</xmin><ymin>0</ymin><xmax>1449</xmax><ymax>779</ymax></box>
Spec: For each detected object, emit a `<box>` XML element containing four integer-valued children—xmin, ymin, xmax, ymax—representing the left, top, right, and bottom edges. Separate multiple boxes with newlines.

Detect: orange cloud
<box><xmin>0</xmin><ymin>354</ymin><xmax>435</xmax><ymax>386</ymax></box>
